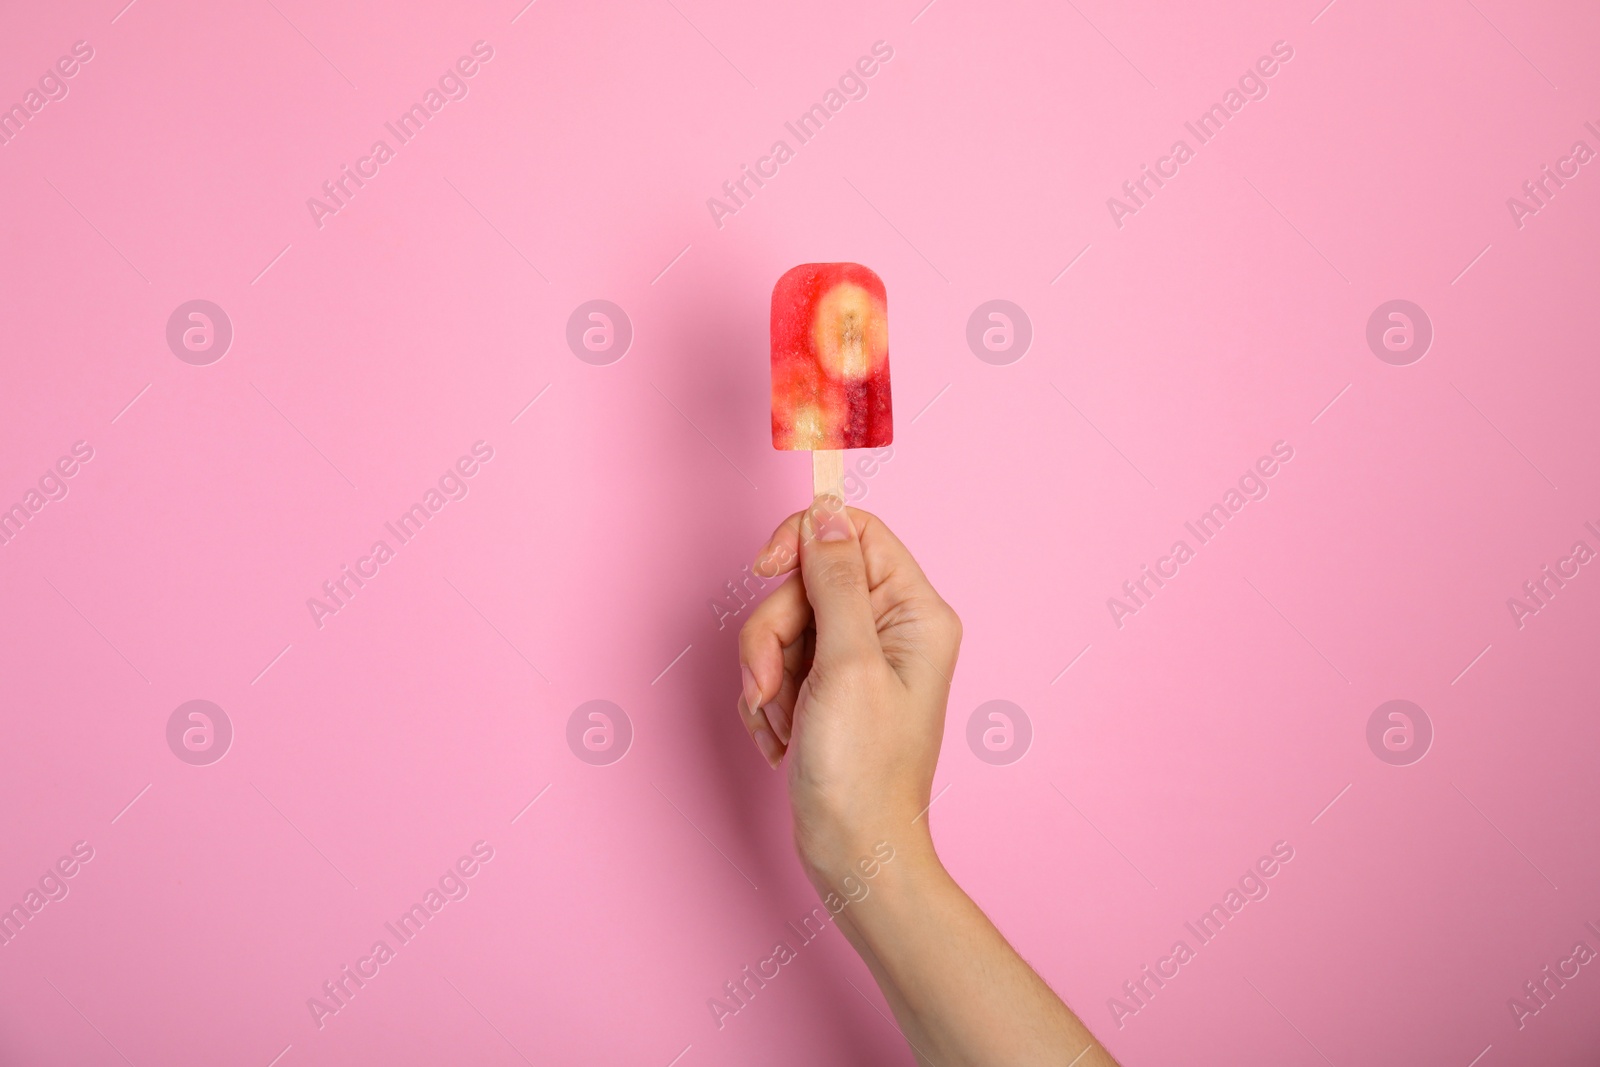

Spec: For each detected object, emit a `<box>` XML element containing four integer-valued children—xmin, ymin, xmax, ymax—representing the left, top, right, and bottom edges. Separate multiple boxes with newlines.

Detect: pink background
<box><xmin>2</xmin><ymin>0</ymin><xmax>1598</xmax><ymax>1064</ymax></box>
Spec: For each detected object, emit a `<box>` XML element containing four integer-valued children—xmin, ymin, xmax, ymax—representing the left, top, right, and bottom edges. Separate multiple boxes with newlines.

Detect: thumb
<box><xmin>799</xmin><ymin>494</ymin><xmax>881</xmax><ymax>664</ymax></box>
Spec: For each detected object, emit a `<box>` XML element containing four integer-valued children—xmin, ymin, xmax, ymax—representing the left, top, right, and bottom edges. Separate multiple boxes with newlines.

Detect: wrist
<box><xmin>796</xmin><ymin>820</ymin><xmax>942</xmax><ymax>897</ymax></box>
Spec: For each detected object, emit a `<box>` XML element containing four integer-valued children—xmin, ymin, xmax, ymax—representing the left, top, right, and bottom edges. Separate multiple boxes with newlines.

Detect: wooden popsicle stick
<box><xmin>812</xmin><ymin>449</ymin><xmax>844</xmax><ymax>501</ymax></box>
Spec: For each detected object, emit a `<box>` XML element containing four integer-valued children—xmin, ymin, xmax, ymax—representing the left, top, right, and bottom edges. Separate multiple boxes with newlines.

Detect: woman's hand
<box><xmin>735</xmin><ymin>496</ymin><xmax>961</xmax><ymax>878</ymax></box>
<box><xmin>732</xmin><ymin>495</ymin><xmax>1121</xmax><ymax>1067</ymax></box>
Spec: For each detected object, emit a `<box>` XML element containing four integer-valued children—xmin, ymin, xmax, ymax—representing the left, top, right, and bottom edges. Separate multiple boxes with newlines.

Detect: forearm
<box><xmin>809</xmin><ymin>833</ymin><xmax>1119</xmax><ymax>1067</ymax></box>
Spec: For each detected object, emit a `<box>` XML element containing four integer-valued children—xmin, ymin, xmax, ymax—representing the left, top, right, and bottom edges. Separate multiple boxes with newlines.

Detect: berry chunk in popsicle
<box><xmin>771</xmin><ymin>263</ymin><xmax>893</xmax><ymax>463</ymax></box>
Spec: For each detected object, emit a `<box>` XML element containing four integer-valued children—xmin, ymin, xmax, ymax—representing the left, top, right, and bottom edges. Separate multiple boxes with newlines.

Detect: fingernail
<box><xmin>764</xmin><ymin>702</ymin><xmax>791</xmax><ymax>745</ymax></box>
<box><xmin>740</xmin><ymin>664</ymin><xmax>762</xmax><ymax>713</ymax></box>
<box><xmin>808</xmin><ymin>495</ymin><xmax>851</xmax><ymax>543</ymax></box>
<box><xmin>754</xmin><ymin>726</ymin><xmax>783</xmax><ymax>768</ymax></box>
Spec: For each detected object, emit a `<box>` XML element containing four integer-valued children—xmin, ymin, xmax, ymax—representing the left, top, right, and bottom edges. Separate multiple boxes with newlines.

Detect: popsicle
<box><xmin>770</xmin><ymin>263</ymin><xmax>893</xmax><ymax>499</ymax></box>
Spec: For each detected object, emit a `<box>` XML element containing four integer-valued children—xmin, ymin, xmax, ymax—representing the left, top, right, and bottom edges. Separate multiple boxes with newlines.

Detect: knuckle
<box><xmin>813</xmin><ymin>648</ymin><xmax>877</xmax><ymax>687</ymax></box>
<box><xmin>758</xmin><ymin>541</ymin><xmax>797</xmax><ymax>577</ymax></box>
<box><xmin>737</xmin><ymin>618</ymin><xmax>770</xmax><ymax>660</ymax></box>
<box><xmin>816</xmin><ymin>556</ymin><xmax>865</xmax><ymax>594</ymax></box>
<box><xmin>838</xmin><ymin>646</ymin><xmax>880</xmax><ymax>675</ymax></box>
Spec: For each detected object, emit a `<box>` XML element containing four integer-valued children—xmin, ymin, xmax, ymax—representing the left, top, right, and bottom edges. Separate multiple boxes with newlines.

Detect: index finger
<box><xmin>754</xmin><ymin>506</ymin><xmax>941</xmax><ymax>606</ymax></box>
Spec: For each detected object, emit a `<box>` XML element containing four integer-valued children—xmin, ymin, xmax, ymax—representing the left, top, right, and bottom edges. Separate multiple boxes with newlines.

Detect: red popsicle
<box><xmin>770</xmin><ymin>263</ymin><xmax>892</xmax><ymax>497</ymax></box>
